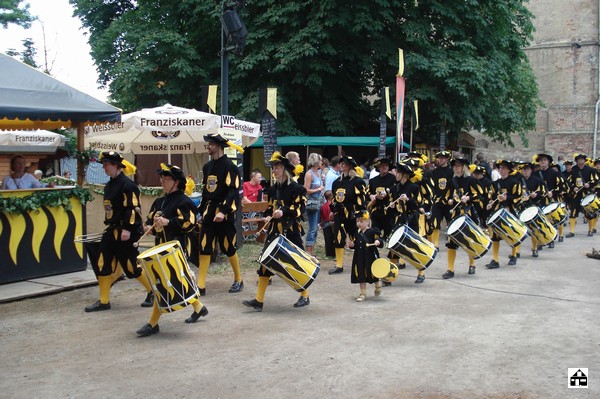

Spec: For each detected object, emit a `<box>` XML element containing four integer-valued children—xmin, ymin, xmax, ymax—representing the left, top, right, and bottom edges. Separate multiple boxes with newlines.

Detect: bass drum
<box><xmin>486</xmin><ymin>208</ymin><xmax>528</xmax><ymax>247</ymax></box>
<box><xmin>137</xmin><ymin>240</ymin><xmax>199</xmax><ymax>314</ymax></box>
<box><xmin>387</xmin><ymin>225</ymin><xmax>437</xmax><ymax>270</ymax></box>
<box><xmin>371</xmin><ymin>258</ymin><xmax>399</xmax><ymax>282</ymax></box>
<box><xmin>259</xmin><ymin>235</ymin><xmax>320</xmax><ymax>292</ymax></box>
<box><xmin>581</xmin><ymin>194</ymin><xmax>600</xmax><ymax>215</ymax></box>
<box><xmin>446</xmin><ymin>215</ymin><xmax>491</xmax><ymax>259</ymax></box>
<box><xmin>519</xmin><ymin>206</ymin><xmax>557</xmax><ymax>246</ymax></box>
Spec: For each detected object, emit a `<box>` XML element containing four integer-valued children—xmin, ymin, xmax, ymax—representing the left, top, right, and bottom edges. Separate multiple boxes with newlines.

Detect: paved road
<box><xmin>1</xmin><ymin>221</ymin><xmax>599</xmax><ymax>398</ymax></box>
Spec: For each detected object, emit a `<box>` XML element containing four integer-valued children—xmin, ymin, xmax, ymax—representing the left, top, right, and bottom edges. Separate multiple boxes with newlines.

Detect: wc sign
<box><xmin>222</xmin><ymin>115</ymin><xmax>236</xmax><ymax>129</ymax></box>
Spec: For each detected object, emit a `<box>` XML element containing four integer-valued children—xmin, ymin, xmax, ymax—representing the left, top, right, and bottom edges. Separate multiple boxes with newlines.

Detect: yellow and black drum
<box><xmin>542</xmin><ymin>202</ymin><xmax>567</xmax><ymax>226</ymax></box>
<box><xmin>259</xmin><ymin>235</ymin><xmax>320</xmax><ymax>292</ymax></box>
<box><xmin>371</xmin><ymin>258</ymin><xmax>399</xmax><ymax>282</ymax></box>
<box><xmin>486</xmin><ymin>208</ymin><xmax>528</xmax><ymax>247</ymax></box>
<box><xmin>137</xmin><ymin>241</ymin><xmax>199</xmax><ymax>313</ymax></box>
<box><xmin>446</xmin><ymin>215</ymin><xmax>491</xmax><ymax>259</ymax></box>
<box><xmin>519</xmin><ymin>206</ymin><xmax>557</xmax><ymax>246</ymax></box>
<box><xmin>581</xmin><ymin>194</ymin><xmax>600</xmax><ymax>215</ymax></box>
<box><xmin>387</xmin><ymin>225</ymin><xmax>438</xmax><ymax>270</ymax></box>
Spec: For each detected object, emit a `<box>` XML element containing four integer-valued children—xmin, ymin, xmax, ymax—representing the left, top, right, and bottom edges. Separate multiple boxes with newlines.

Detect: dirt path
<box><xmin>1</xmin><ymin>224</ymin><xmax>599</xmax><ymax>398</ymax></box>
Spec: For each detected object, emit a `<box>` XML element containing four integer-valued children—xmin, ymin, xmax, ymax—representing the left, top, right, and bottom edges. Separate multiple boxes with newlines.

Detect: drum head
<box><xmin>519</xmin><ymin>206</ymin><xmax>539</xmax><ymax>223</ymax></box>
<box><xmin>582</xmin><ymin>194</ymin><xmax>595</xmax><ymax>206</ymax></box>
<box><xmin>371</xmin><ymin>258</ymin><xmax>393</xmax><ymax>279</ymax></box>
<box><xmin>138</xmin><ymin>240</ymin><xmax>179</xmax><ymax>258</ymax></box>
<box><xmin>389</xmin><ymin>225</ymin><xmax>407</xmax><ymax>246</ymax></box>
<box><xmin>447</xmin><ymin>216</ymin><xmax>466</xmax><ymax>235</ymax></box>
<box><xmin>488</xmin><ymin>208</ymin><xmax>504</xmax><ymax>223</ymax></box>
<box><xmin>542</xmin><ymin>203</ymin><xmax>558</xmax><ymax>214</ymax></box>
<box><xmin>259</xmin><ymin>236</ymin><xmax>284</xmax><ymax>263</ymax></box>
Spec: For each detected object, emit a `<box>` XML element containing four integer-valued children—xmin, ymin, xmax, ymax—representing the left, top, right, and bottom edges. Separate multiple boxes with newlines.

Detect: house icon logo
<box><xmin>568</xmin><ymin>368</ymin><xmax>588</xmax><ymax>388</ymax></box>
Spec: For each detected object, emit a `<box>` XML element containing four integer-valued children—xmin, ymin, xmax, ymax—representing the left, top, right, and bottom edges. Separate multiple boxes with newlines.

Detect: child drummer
<box><xmin>242</xmin><ymin>152</ymin><xmax>308</xmax><ymax>311</ymax></box>
<box><xmin>351</xmin><ymin>209</ymin><xmax>384</xmax><ymax>302</ymax></box>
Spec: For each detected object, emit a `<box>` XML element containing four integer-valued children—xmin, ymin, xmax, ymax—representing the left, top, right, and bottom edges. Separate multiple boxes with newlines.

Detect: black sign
<box><xmin>262</xmin><ymin>116</ymin><xmax>277</xmax><ymax>167</ymax></box>
<box><xmin>379</xmin><ymin>116</ymin><xmax>387</xmax><ymax>158</ymax></box>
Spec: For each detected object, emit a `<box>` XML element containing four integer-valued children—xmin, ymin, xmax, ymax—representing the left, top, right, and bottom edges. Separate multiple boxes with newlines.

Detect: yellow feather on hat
<box><xmin>185</xmin><ymin>177</ymin><xmax>195</xmax><ymax>196</ymax></box>
<box><xmin>293</xmin><ymin>164</ymin><xmax>304</xmax><ymax>177</ymax></box>
<box><xmin>226</xmin><ymin>140</ymin><xmax>245</xmax><ymax>154</ymax></box>
<box><xmin>354</xmin><ymin>166</ymin><xmax>364</xmax><ymax>178</ymax></box>
<box><xmin>122</xmin><ymin>159</ymin><xmax>137</xmax><ymax>176</ymax></box>
<box><xmin>410</xmin><ymin>168</ymin><xmax>423</xmax><ymax>183</ymax></box>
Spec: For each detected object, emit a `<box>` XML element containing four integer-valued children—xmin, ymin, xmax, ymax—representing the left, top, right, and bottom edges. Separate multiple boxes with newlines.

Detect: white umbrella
<box><xmin>0</xmin><ymin>129</ymin><xmax>66</xmax><ymax>153</ymax></box>
<box><xmin>85</xmin><ymin>104</ymin><xmax>261</xmax><ymax>162</ymax></box>
<box><xmin>85</xmin><ymin>104</ymin><xmax>220</xmax><ymax>163</ymax></box>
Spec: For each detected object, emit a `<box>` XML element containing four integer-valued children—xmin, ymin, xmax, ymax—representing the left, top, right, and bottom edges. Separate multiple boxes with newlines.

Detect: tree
<box><xmin>71</xmin><ymin>0</ymin><xmax>540</xmax><ymax>145</ymax></box>
<box><xmin>6</xmin><ymin>37</ymin><xmax>39</xmax><ymax>68</ymax></box>
<box><xmin>0</xmin><ymin>0</ymin><xmax>35</xmax><ymax>29</ymax></box>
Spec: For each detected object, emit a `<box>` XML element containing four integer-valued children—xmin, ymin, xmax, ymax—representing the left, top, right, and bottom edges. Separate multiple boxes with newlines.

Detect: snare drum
<box><xmin>371</xmin><ymin>258</ymin><xmax>399</xmax><ymax>282</ymax></box>
<box><xmin>542</xmin><ymin>202</ymin><xmax>567</xmax><ymax>226</ymax></box>
<box><xmin>581</xmin><ymin>194</ymin><xmax>600</xmax><ymax>215</ymax></box>
<box><xmin>519</xmin><ymin>206</ymin><xmax>557</xmax><ymax>246</ymax></box>
<box><xmin>486</xmin><ymin>208</ymin><xmax>528</xmax><ymax>247</ymax></box>
<box><xmin>387</xmin><ymin>225</ymin><xmax>438</xmax><ymax>270</ymax></box>
<box><xmin>137</xmin><ymin>241</ymin><xmax>199</xmax><ymax>313</ymax></box>
<box><xmin>259</xmin><ymin>235</ymin><xmax>320</xmax><ymax>292</ymax></box>
<box><xmin>446</xmin><ymin>215</ymin><xmax>491</xmax><ymax>259</ymax></box>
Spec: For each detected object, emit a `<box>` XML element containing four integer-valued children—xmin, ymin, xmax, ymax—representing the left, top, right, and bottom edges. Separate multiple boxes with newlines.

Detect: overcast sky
<box><xmin>0</xmin><ymin>0</ymin><xmax>109</xmax><ymax>101</ymax></box>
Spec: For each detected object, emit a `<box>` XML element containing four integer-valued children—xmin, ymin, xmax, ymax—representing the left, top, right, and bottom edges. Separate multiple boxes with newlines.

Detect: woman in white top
<box><xmin>1</xmin><ymin>155</ymin><xmax>42</xmax><ymax>190</ymax></box>
<box><xmin>304</xmin><ymin>153</ymin><xmax>324</xmax><ymax>256</ymax></box>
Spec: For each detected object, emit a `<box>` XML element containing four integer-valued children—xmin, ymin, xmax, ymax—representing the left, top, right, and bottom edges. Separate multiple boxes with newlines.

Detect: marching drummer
<box><xmin>470</xmin><ymin>164</ymin><xmax>492</xmax><ymax>230</ymax></box>
<box><xmin>565</xmin><ymin>154</ymin><xmax>598</xmax><ymax>237</ymax></box>
<box><xmin>242</xmin><ymin>152</ymin><xmax>309</xmax><ymax>311</ymax></box>
<box><xmin>535</xmin><ymin>153</ymin><xmax>567</xmax><ymax>245</ymax></box>
<box><xmin>328</xmin><ymin>156</ymin><xmax>368</xmax><ymax>275</ymax></box>
<box><xmin>519</xmin><ymin>161</ymin><xmax>547</xmax><ymax>257</ymax></box>
<box><xmin>135</xmin><ymin>164</ymin><xmax>209</xmax><ymax>337</ymax></box>
<box><xmin>388</xmin><ymin>162</ymin><xmax>425</xmax><ymax>283</ymax></box>
<box><xmin>84</xmin><ymin>151</ymin><xmax>155</xmax><ymax>313</ymax></box>
<box><xmin>351</xmin><ymin>210</ymin><xmax>384</xmax><ymax>302</ymax></box>
<box><xmin>443</xmin><ymin>156</ymin><xmax>482</xmax><ymax>279</ymax></box>
<box><xmin>196</xmin><ymin>133</ymin><xmax>245</xmax><ymax>296</ymax></box>
<box><xmin>485</xmin><ymin>160</ymin><xmax>523</xmax><ymax>269</ymax></box>
<box><xmin>428</xmin><ymin>150</ymin><xmax>454</xmax><ymax>249</ymax></box>
<box><xmin>367</xmin><ymin>157</ymin><xmax>396</xmax><ymax>240</ymax></box>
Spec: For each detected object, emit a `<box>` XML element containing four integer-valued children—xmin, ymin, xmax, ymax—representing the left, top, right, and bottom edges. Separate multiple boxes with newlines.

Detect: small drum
<box><xmin>137</xmin><ymin>241</ymin><xmax>199</xmax><ymax>313</ymax></box>
<box><xmin>542</xmin><ymin>202</ymin><xmax>567</xmax><ymax>226</ymax></box>
<box><xmin>519</xmin><ymin>206</ymin><xmax>557</xmax><ymax>246</ymax></box>
<box><xmin>446</xmin><ymin>215</ymin><xmax>491</xmax><ymax>259</ymax></box>
<box><xmin>387</xmin><ymin>225</ymin><xmax>438</xmax><ymax>270</ymax></box>
<box><xmin>371</xmin><ymin>258</ymin><xmax>399</xmax><ymax>282</ymax></box>
<box><xmin>486</xmin><ymin>208</ymin><xmax>528</xmax><ymax>247</ymax></box>
<box><xmin>581</xmin><ymin>194</ymin><xmax>600</xmax><ymax>215</ymax></box>
<box><xmin>259</xmin><ymin>235</ymin><xmax>320</xmax><ymax>292</ymax></box>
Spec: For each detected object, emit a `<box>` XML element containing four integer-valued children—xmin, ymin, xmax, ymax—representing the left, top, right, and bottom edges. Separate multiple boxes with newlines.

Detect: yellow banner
<box><xmin>397</xmin><ymin>49</ymin><xmax>404</xmax><ymax>77</ymax></box>
<box><xmin>413</xmin><ymin>100</ymin><xmax>419</xmax><ymax>130</ymax></box>
<box><xmin>267</xmin><ymin>88</ymin><xmax>277</xmax><ymax>119</ymax></box>
<box><xmin>207</xmin><ymin>85</ymin><xmax>218</xmax><ymax>114</ymax></box>
<box><xmin>385</xmin><ymin>87</ymin><xmax>391</xmax><ymax>119</ymax></box>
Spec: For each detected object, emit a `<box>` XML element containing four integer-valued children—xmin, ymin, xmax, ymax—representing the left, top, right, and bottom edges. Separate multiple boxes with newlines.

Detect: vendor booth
<box><xmin>0</xmin><ymin>52</ymin><xmax>121</xmax><ymax>283</ymax></box>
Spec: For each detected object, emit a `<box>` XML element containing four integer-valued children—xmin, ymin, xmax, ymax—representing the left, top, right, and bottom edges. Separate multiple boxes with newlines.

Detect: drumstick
<box><xmin>133</xmin><ymin>210</ymin><xmax>162</xmax><ymax>248</ymax></box>
<box><xmin>340</xmin><ymin>223</ymin><xmax>353</xmax><ymax>247</ymax></box>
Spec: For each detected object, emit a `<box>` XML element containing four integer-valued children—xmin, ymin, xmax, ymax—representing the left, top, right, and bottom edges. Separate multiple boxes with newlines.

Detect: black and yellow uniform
<box><xmin>368</xmin><ymin>158</ymin><xmax>396</xmax><ymax>239</ymax></box>
<box><xmin>428</xmin><ymin>151</ymin><xmax>454</xmax><ymax>248</ymax></box>
<box><xmin>329</xmin><ymin>156</ymin><xmax>367</xmax><ymax>274</ymax></box>
<box><xmin>535</xmin><ymin>153</ymin><xmax>567</xmax><ymax>243</ymax></box>
<box><xmin>485</xmin><ymin>160</ymin><xmax>523</xmax><ymax>269</ymax></box>
<box><xmin>196</xmin><ymin>133</ymin><xmax>244</xmax><ymax>295</ymax></box>
<box><xmin>520</xmin><ymin>163</ymin><xmax>547</xmax><ymax>257</ymax></box>
<box><xmin>85</xmin><ymin>151</ymin><xmax>153</xmax><ymax>313</ymax></box>
<box><xmin>403</xmin><ymin>155</ymin><xmax>434</xmax><ymax>236</ymax></box>
<box><xmin>443</xmin><ymin>157</ymin><xmax>482</xmax><ymax>279</ymax></box>
<box><xmin>388</xmin><ymin>162</ymin><xmax>425</xmax><ymax>283</ymax></box>
<box><xmin>137</xmin><ymin>164</ymin><xmax>208</xmax><ymax>337</ymax></box>
<box><xmin>243</xmin><ymin>152</ymin><xmax>310</xmax><ymax>311</ymax></box>
<box><xmin>565</xmin><ymin>154</ymin><xmax>599</xmax><ymax>236</ymax></box>
<box><xmin>470</xmin><ymin>165</ymin><xmax>492</xmax><ymax>229</ymax></box>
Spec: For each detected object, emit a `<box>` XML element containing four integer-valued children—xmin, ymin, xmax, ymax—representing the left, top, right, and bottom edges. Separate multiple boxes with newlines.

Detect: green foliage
<box><xmin>70</xmin><ymin>0</ymin><xmax>541</xmax><ymax>146</ymax></box>
<box><xmin>0</xmin><ymin>187</ymin><xmax>94</xmax><ymax>215</ymax></box>
<box><xmin>0</xmin><ymin>0</ymin><xmax>35</xmax><ymax>28</ymax></box>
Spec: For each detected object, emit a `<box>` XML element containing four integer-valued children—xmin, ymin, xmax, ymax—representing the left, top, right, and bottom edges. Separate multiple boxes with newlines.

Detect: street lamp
<box><xmin>220</xmin><ymin>0</ymin><xmax>247</xmax><ymax>116</ymax></box>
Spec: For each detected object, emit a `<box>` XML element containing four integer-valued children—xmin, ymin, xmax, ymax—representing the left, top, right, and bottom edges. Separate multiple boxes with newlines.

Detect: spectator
<box><xmin>304</xmin><ymin>153</ymin><xmax>324</xmax><ymax>256</ymax></box>
<box><xmin>325</xmin><ymin>155</ymin><xmax>341</xmax><ymax>191</ymax></box>
<box><xmin>63</xmin><ymin>170</ymin><xmax>73</xmax><ymax>180</ymax></box>
<box><xmin>1</xmin><ymin>155</ymin><xmax>42</xmax><ymax>190</ymax></box>
<box><xmin>33</xmin><ymin>170</ymin><xmax>43</xmax><ymax>180</ymax></box>
<box><xmin>557</xmin><ymin>155</ymin><xmax>566</xmax><ymax>172</ymax></box>
<box><xmin>475</xmin><ymin>152</ymin><xmax>492</xmax><ymax>177</ymax></box>
<box><xmin>242</xmin><ymin>169</ymin><xmax>263</xmax><ymax>204</ymax></box>
<box><xmin>489</xmin><ymin>161</ymin><xmax>501</xmax><ymax>181</ymax></box>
